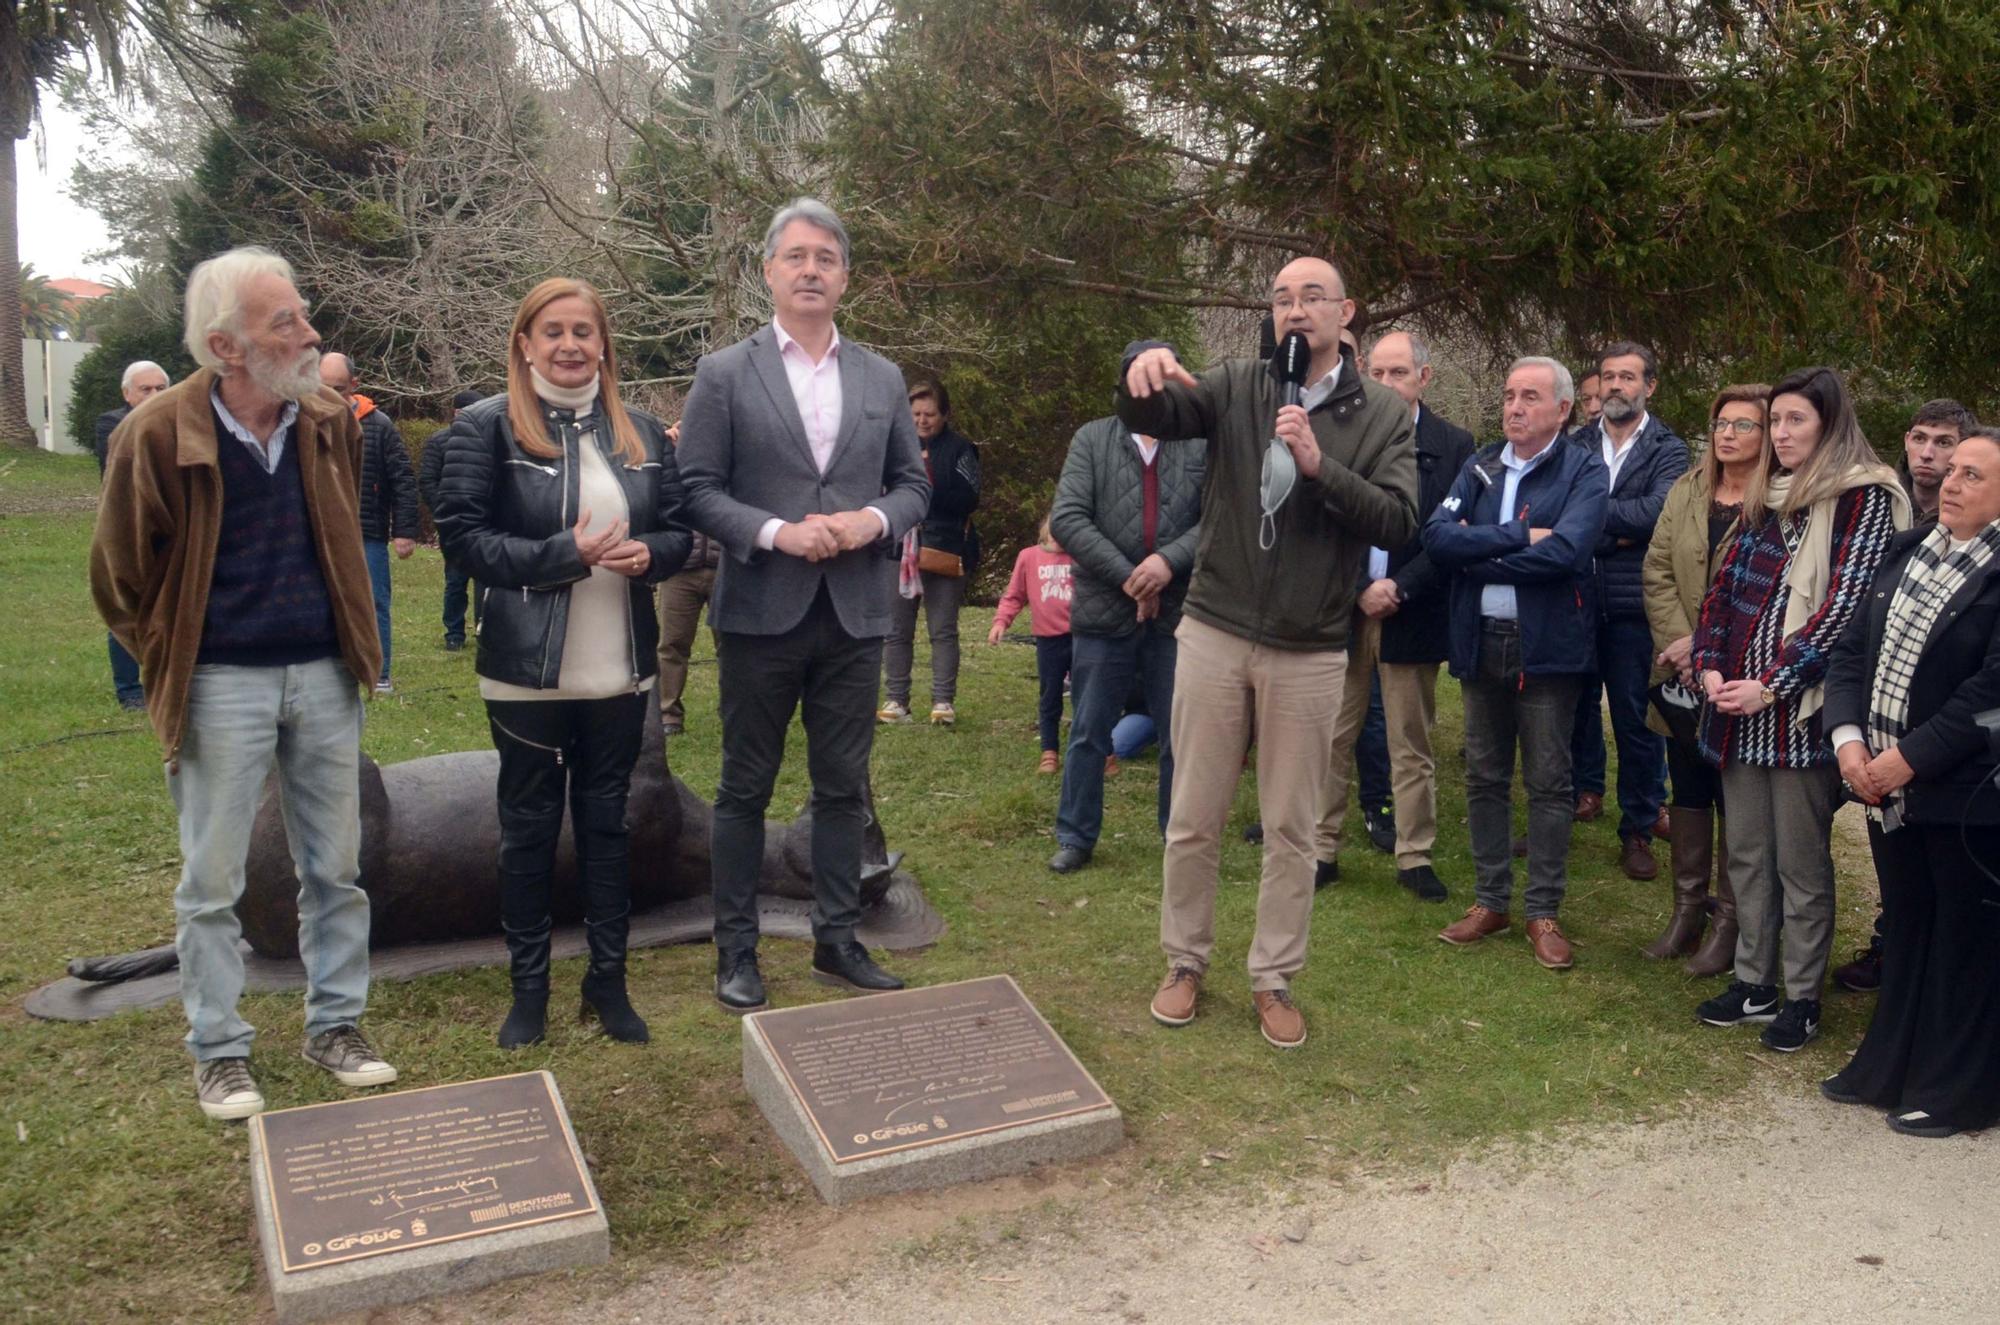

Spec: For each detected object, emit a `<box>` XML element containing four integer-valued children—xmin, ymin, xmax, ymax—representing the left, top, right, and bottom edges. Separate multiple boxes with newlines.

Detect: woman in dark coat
<box><xmin>880</xmin><ymin>379</ymin><xmax>980</xmax><ymax>725</ymax></box>
<box><xmin>1821</xmin><ymin>428</ymin><xmax>2000</xmax><ymax>1136</ymax></box>
<box><xmin>434</xmin><ymin>277</ymin><xmax>690</xmax><ymax>1050</ymax></box>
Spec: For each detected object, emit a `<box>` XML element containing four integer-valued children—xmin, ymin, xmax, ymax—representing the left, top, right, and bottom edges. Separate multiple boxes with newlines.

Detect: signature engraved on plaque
<box><xmin>252</xmin><ymin>1071</ymin><xmax>596</xmax><ymax>1272</ymax></box>
<box><xmin>755</xmin><ymin>975</ymin><xmax>1113</xmax><ymax>1164</ymax></box>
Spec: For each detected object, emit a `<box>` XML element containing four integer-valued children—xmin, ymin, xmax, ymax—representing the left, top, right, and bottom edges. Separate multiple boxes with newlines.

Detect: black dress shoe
<box><xmin>812</xmin><ymin>941</ymin><xmax>905</xmax><ymax>993</ymax></box>
<box><xmin>1314</xmin><ymin>859</ymin><xmax>1340</xmax><ymax>890</ymax></box>
<box><xmin>1048</xmin><ymin>845</ymin><xmax>1092</xmax><ymax>874</ymax></box>
<box><xmin>1397</xmin><ymin>864</ymin><xmax>1450</xmax><ymax>902</ymax></box>
<box><xmin>1363</xmin><ymin>805</ymin><xmax>1396</xmax><ymax>853</ymax></box>
<box><xmin>1243</xmin><ymin>821</ymin><xmax>1264</xmax><ymax>844</ymax></box>
<box><xmin>715</xmin><ymin>947</ymin><xmax>767</xmax><ymax>1013</ymax></box>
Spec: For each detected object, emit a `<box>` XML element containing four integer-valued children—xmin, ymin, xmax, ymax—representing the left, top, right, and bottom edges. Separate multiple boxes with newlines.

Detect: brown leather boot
<box><xmin>1643</xmin><ymin>806</ymin><xmax>1710</xmax><ymax>959</ymax></box>
<box><xmin>1684</xmin><ymin>812</ymin><xmax>1737</xmax><ymax>977</ymax></box>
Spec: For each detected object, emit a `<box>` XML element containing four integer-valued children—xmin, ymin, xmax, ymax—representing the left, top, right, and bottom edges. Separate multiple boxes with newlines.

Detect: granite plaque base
<box><xmin>248</xmin><ymin>1071</ymin><xmax>608</xmax><ymax>1323</ymax></box>
<box><xmin>743</xmin><ymin>975</ymin><xmax>1123</xmax><ymax>1205</ymax></box>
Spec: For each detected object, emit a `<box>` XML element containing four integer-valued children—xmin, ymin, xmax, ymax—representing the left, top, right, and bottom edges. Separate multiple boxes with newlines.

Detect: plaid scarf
<box><xmin>1866</xmin><ymin>521</ymin><xmax>2000</xmax><ymax>824</ymax></box>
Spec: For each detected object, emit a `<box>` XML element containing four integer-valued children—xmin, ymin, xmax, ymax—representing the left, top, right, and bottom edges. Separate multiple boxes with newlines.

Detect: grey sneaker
<box><xmin>303</xmin><ymin>1025</ymin><xmax>398</xmax><ymax>1088</ymax></box>
<box><xmin>195</xmin><ymin>1057</ymin><xmax>265</xmax><ymax>1121</ymax></box>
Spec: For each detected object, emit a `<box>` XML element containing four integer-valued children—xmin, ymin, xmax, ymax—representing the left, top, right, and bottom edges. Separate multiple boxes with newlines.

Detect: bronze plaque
<box><xmin>250</xmin><ymin>1071</ymin><xmax>598</xmax><ymax>1273</ymax></box>
<box><xmin>753</xmin><ymin>974</ymin><xmax>1114</xmax><ymax>1164</ymax></box>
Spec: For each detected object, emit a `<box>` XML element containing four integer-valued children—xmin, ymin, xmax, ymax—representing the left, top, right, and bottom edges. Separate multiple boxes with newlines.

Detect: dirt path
<box><xmin>413</xmin><ymin>1082</ymin><xmax>1993</xmax><ymax>1325</ymax></box>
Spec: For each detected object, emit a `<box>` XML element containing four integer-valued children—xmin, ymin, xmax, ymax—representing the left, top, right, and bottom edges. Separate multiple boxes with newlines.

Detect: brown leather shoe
<box><xmin>1526</xmin><ymin>917</ymin><xmax>1574</xmax><ymax>969</ymax></box>
<box><xmin>1620</xmin><ymin>834</ymin><xmax>1660</xmax><ymax>881</ymax></box>
<box><xmin>1439</xmin><ymin>905</ymin><xmax>1511</xmax><ymax>946</ymax></box>
<box><xmin>1150</xmin><ymin>965</ymin><xmax>1203</xmax><ymax>1026</ymax></box>
<box><xmin>1037</xmin><ymin>750</ymin><xmax>1059</xmax><ymax>774</ymax></box>
<box><xmin>1575</xmin><ymin>791</ymin><xmax>1605</xmax><ymax>821</ymax></box>
<box><xmin>1104</xmin><ymin>754</ymin><xmax>1121</xmax><ymax>777</ymax></box>
<box><xmin>1253</xmin><ymin>989</ymin><xmax>1306</xmax><ymax>1048</ymax></box>
<box><xmin>1653</xmin><ymin>806</ymin><xmax>1672</xmax><ymax>838</ymax></box>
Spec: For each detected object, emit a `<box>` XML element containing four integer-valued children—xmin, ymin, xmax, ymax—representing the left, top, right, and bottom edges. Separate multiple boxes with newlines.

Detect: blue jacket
<box><xmin>1421</xmin><ymin>437</ymin><xmax>1610</xmax><ymax>680</ymax></box>
<box><xmin>1566</xmin><ymin>414</ymin><xmax>1689</xmax><ymax>621</ymax></box>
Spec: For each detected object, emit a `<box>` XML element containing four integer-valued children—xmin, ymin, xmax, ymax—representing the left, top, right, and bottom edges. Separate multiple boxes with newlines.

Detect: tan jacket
<box><xmin>90</xmin><ymin>367</ymin><xmax>381</xmax><ymax>762</ymax></box>
<box><xmin>1641</xmin><ymin>467</ymin><xmax>1730</xmax><ymax>736</ymax></box>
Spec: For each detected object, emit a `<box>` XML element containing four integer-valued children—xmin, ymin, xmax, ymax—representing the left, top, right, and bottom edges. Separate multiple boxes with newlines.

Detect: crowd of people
<box><xmin>86</xmin><ymin>202</ymin><xmax>2000</xmax><ymax>1144</ymax></box>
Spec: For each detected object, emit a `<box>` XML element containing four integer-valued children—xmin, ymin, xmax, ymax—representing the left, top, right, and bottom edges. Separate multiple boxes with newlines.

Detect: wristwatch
<box><xmin>1759</xmin><ymin>685</ymin><xmax>1776</xmax><ymax>709</ymax></box>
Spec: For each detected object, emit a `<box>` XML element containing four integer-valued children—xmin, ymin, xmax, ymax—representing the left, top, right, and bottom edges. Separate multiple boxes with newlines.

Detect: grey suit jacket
<box><xmin>676</xmin><ymin>324</ymin><xmax>931</xmax><ymax>638</ymax></box>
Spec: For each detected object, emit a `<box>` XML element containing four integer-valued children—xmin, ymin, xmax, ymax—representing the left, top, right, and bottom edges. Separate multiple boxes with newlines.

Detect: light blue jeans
<box><xmin>168</xmin><ymin>659</ymin><xmax>368</xmax><ymax>1061</ymax></box>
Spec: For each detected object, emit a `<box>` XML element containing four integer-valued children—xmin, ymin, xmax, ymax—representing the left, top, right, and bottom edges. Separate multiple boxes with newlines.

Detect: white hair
<box><xmin>183</xmin><ymin>246</ymin><xmax>297</xmax><ymax>371</ymax></box>
<box><xmin>762</xmin><ymin>198</ymin><xmax>850</xmax><ymax>267</ymax></box>
<box><xmin>120</xmin><ymin>360</ymin><xmax>167</xmax><ymax>391</ymax></box>
<box><xmin>1509</xmin><ymin>355</ymin><xmax>1574</xmax><ymax>406</ymax></box>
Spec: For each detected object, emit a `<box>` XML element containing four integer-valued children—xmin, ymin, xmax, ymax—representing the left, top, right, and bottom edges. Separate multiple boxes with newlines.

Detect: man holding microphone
<box><xmin>1118</xmin><ymin>257</ymin><xmax>1418</xmax><ymax>1049</ymax></box>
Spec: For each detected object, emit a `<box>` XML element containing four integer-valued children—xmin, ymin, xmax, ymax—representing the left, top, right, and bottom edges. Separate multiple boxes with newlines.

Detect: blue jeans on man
<box><xmin>1056</xmin><ymin>626</ymin><xmax>1178</xmax><ymax>852</ymax></box>
<box><xmin>442</xmin><ymin>558</ymin><xmax>473</xmax><ymax>645</ymax></box>
<box><xmin>109</xmin><ymin>633</ymin><xmax>144</xmax><ymax>707</ymax></box>
<box><xmin>363</xmin><ymin>539</ymin><xmax>392</xmax><ymax>684</ymax></box>
<box><xmin>1355</xmin><ymin>674</ymin><xmax>1390</xmax><ymax>814</ymax></box>
<box><xmin>169</xmin><ymin>659</ymin><xmax>370</xmax><ymax>1061</ymax></box>
<box><xmin>1572</xmin><ymin>681</ymin><xmax>1606</xmax><ymax>802</ymax></box>
<box><xmin>1574</xmin><ymin>615</ymin><xmax>1667</xmax><ymax>838</ymax></box>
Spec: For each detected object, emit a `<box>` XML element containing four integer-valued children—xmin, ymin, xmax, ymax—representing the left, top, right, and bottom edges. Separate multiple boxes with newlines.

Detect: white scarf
<box><xmin>529</xmin><ymin>367</ymin><xmax>602</xmax><ymax>414</ymax></box>
<box><xmin>1765</xmin><ymin>464</ymin><xmax>1910</xmax><ymax>723</ymax></box>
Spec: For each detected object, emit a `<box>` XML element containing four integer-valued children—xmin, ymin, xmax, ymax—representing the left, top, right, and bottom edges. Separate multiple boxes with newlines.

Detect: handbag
<box><xmin>916</xmin><ymin>545</ymin><xmax>963</xmax><ymax>578</ymax></box>
<box><xmin>915</xmin><ymin>516</ymin><xmax>971</xmax><ymax>578</ymax></box>
<box><xmin>1647</xmin><ymin>680</ymin><xmax>1701</xmax><ymax>748</ymax></box>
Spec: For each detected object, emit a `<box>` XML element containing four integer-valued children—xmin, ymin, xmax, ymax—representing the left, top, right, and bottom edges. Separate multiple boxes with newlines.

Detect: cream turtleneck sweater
<box><xmin>480</xmin><ymin>371</ymin><xmax>652</xmax><ymax>702</ymax></box>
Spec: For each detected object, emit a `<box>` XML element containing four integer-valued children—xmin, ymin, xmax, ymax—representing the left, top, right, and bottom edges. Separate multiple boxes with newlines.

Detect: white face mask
<box><xmin>1259</xmin><ymin>437</ymin><xmax>1297</xmax><ymax>552</ymax></box>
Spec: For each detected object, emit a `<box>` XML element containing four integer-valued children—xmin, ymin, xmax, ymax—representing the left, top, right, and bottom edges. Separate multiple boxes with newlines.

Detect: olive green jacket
<box><xmin>1114</xmin><ymin>343</ymin><xmax>1418</xmax><ymax>651</ymax></box>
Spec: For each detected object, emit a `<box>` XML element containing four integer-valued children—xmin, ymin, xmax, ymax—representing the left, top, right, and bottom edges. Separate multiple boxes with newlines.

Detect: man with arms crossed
<box><xmin>1422</xmin><ymin>358</ymin><xmax>1608</xmax><ymax>969</ymax></box>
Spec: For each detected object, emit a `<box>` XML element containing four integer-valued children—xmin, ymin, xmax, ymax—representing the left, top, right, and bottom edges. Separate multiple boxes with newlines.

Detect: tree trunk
<box><xmin>0</xmin><ymin>138</ymin><xmax>36</xmax><ymax>449</ymax></box>
<box><xmin>705</xmin><ymin>0</ymin><xmax>748</xmax><ymax>347</ymax></box>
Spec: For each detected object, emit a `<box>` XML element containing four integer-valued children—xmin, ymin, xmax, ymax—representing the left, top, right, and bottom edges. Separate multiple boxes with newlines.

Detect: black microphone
<box><xmin>1275</xmin><ymin>331</ymin><xmax>1311</xmax><ymax>408</ymax></box>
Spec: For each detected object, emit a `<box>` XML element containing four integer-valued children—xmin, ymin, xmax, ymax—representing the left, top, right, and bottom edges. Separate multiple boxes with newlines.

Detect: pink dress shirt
<box><xmin>754</xmin><ymin>318</ymin><xmax>889</xmax><ymax>549</ymax></box>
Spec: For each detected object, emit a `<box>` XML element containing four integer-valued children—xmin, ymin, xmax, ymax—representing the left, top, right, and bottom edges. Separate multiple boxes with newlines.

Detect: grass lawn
<box><xmin>0</xmin><ymin>449</ymin><xmax>1882</xmax><ymax>1321</ymax></box>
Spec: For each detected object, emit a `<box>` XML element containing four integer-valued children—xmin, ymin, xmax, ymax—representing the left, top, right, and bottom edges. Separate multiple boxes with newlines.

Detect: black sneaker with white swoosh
<box><xmin>1696</xmin><ymin>980</ymin><xmax>1781</xmax><ymax>1027</ymax></box>
<box><xmin>1760</xmin><ymin>999</ymin><xmax>1822</xmax><ymax>1052</ymax></box>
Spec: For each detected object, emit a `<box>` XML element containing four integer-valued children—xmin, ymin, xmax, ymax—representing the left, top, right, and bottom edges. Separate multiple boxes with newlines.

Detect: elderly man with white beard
<box><xmin>91</xmin><ymin>247</ymin><xmax>397</xmax><ymax>1121</ymax></box>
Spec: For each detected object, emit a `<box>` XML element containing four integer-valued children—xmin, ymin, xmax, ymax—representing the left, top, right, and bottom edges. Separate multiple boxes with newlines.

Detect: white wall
<box><xmin>27</xmin><ymin>338</ymin><xmax>93</xmax><ymax>454</ymax></box>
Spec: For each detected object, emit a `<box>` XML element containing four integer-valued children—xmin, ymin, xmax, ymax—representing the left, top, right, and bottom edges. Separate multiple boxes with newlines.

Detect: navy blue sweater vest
<box><xmin>198</xmin><ymin>410</ymin><xmax>340</xmax><ymax>666</ymax></box>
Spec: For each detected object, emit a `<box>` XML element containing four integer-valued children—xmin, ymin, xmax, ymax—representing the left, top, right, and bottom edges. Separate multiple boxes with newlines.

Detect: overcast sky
<box><xmin>18</xmin><ymin>101</ymin><xmax>117</xmax><ymax>283</ymax></box>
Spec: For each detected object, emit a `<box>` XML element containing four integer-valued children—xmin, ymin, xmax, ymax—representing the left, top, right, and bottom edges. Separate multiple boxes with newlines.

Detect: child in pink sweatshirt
<box><xmin>988</xmin><ymin>514</ymin><xmax>1075</xmax><ymax>772</ymax></box>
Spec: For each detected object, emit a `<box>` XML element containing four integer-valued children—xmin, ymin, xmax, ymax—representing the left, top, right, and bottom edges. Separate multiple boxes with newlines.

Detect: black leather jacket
<box><xmin>433</xmin><ymin>394</ymin><xmax>691</xmax><ymax>690</ymax></box>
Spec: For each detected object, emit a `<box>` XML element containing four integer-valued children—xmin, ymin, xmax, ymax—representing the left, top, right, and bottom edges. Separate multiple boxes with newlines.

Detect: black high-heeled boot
<box><xmin>499</xmin><ymin>918</ymin><xmax>551</xmax><ymax>1049</ymax></box>
<box><xmin>576</xmin><ymin>799</ymin><xmax>648</xmax><ymax>1044</ymax></box>
<box><xmin>579</xmin><ymin>909</ymin><xmax>648</xmax><ymax>1043</ymax></box>
<box><xmin>497</xmin><ymin>869</ymin><xmax>553</xmax><ymax>1048</ymax></box>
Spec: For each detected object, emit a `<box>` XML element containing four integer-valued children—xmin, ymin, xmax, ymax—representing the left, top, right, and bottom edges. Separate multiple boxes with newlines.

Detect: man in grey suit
<box><xmin>677</xmin><ymin>198</ymin><xmax>932</xmax><ymax>1012</ymax></box>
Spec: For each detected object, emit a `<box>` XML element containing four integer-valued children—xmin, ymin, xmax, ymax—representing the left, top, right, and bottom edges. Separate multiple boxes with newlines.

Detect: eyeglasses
<box><xmin>1270</xmin><ymin>293</ymin><xmax>1337</xmax><ymax>314</ymax></box>
<box><xmin>1711</xmin><ymin>418</ymin><xmax>1762</xmax><ymax>436</ymax></box>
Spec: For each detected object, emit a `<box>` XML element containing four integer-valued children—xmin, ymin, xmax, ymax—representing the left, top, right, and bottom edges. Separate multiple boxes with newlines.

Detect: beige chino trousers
<box><xmin>1314</xmin><ymin>612</ymin><xmax>1442</xmax><ymax>869</ymax></box>
<box><xmin>1160</xmin><ymin>616</ymin><xmax>1346</xmax><ymax>991</ymax></box>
